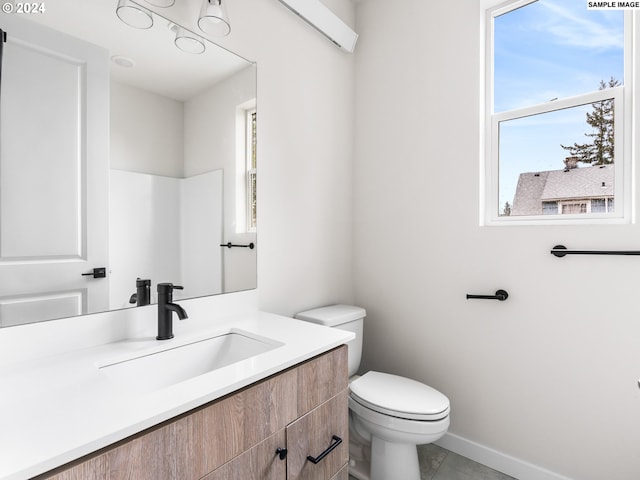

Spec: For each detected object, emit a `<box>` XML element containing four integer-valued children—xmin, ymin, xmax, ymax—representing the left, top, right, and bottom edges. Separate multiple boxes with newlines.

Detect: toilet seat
<box><xmin>349</xmin><ymin>371</ymin><xmax>449</xmax><ymax>421</ymax></box>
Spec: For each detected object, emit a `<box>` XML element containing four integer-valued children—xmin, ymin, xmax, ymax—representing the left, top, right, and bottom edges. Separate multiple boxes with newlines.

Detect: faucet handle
<box><xmin>157</xmin><ymin>283</ymin><xmax>183</xmax><ymax>294</ymax></box>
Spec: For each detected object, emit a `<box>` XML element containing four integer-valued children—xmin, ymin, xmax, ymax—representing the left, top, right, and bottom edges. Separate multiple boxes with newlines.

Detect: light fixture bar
<box><xmin>277</xmin><ymin>0</ymin><xmax>358</xmax><ymax>53</ymax></box>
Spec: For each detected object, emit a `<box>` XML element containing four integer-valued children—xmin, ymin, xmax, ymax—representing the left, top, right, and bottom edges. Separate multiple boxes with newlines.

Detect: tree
<box><xmin>502</xmin><ymin>201</ymin><xmax>511</xmax><ymax>216</ymax></box>
<box><xmin>561</xmin><ymin>77</ymin><xmax>618</xmax><ymax>166</ymax></box>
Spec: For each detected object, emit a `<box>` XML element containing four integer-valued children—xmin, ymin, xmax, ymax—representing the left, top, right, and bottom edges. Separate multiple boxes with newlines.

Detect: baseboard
<box><xmin>435</xmin><ymin>433</ymin><xmax>574</xmax><ymax>480</ymax></box>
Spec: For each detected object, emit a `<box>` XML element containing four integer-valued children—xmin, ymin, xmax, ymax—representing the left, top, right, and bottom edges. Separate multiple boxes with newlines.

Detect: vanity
<box><xmin>38</xmin><ymin>348</ymin><xmax>349</xmax><ymax>480</ymax></box>
<box><xmin>0</xmin><ymin>292</ymin><xmax>354</xmax><ymax>480</ymax></box>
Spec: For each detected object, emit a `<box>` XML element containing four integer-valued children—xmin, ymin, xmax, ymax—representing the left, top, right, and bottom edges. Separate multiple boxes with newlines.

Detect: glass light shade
<box><xmin>174</xmin><ymin>26</ymin><xmax>206</xmax><ymax>54</ymax></box>
<box><xmin>116</xmin><ymin>0</ymin><xmax>153</xmax><ymax>29</ymax></box>
<box><xmin>144</xmin><ymin>0</ymin><xmax>175</xmax><ymax>6</ymax></box>
<box><xmin>198</xmin><ymin>0</ymin><xmax>231</xmax><ymax>37</ymax></box>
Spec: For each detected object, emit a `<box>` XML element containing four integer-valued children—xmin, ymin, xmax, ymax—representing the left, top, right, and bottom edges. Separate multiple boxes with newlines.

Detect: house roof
<box><xmin>511</xmin><ymin>164</ymin><xmax>614</xmax><ymax>216</ymax></box>
<box><xmin>541</xmin><ymin>164</ymin><xmax>614</xmax><ymax>200</ymax></box>
<box><xmin>511</xmin><ymin>171</ymin><xmax>549</xmax><ymax>216</ymax></box>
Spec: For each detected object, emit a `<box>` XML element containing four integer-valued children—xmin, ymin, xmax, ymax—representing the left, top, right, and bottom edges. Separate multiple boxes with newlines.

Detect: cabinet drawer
<box><xmin>189</xmin><ymin>368</ymin><xmax>297</xmax><ymax>476</ymax></box>
<box><xmin>296</xmin><ymin>346</ymin><xmax>348</xmax><ymax>416</ymax></box>
<box><xmin>286</xmin><ymin>389</ymin><xmax>349</xmax><ymax>480</ymax></box>
<box><xmin>201</xmin><ymin>429</ymin><xmax>286</xmax><ymax>480</ymax></box>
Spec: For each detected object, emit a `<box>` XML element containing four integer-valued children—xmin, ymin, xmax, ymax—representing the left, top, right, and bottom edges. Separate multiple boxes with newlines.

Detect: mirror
<box><xmin>0</xmin><ymin>0</ymin><xmax>257</xmax><ymax>327</ymax></box>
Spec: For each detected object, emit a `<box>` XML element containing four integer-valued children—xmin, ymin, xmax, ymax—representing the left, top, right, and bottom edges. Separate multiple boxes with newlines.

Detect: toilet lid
<box><xmin>349</xmin><ymin>371</ymin><xmax>450</xmax><ymax>421</ymax></box>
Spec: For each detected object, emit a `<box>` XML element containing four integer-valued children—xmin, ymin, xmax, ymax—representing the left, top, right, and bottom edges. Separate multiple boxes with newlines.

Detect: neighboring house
<box><xmin>511</xmin><ymin>161</ymin><xmax>614</xmax><ymax>216</ymax></box>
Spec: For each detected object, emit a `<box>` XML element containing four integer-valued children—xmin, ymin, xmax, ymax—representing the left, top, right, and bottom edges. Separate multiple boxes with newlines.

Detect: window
<box><xmin>561</xmin><ymin>202</ymin><xmax>587</xmax><ymax>214</ymax></box>
<box><xmin>235</xmin><ymin>101</ymin><xmax>257</xmax><ymax>234</ymax></box>
<box><xmin>246</xmin><ymin>108</ymin><xmax>257</xmax><ymax>232</ymax></box>
<box><xmin>483</xmin><ymin>0</ymin><xmax>632</xmax><ymax>224</ymax></box>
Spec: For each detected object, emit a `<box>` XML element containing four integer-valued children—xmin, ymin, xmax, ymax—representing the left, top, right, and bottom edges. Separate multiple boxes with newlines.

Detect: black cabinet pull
<box><xmin>306</xmin><ymin>435</ymin><xmax>342</xmax><ymax>464</ymax></box>
<box><xmin>81</xmin><ymin>267</ymin><xmax>107</xmax><ymax>279</ymax></box>
<box><xmin>275</xmin><ymin>447</ymin><xmax>287</xmax><ymax>460</ymax></box>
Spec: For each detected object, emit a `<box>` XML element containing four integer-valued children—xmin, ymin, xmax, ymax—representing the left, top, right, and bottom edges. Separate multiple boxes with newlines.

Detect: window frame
<box><xmin>234</xmin><ymin>100</ymin><xmax>257</xmax><ymax>234</ymax></box>
<box><xmin>481</xmin><ymin>0</ymin><xmax>635</xmax><ymax>226</ymax></box>
<box><xmin>245</xmin><ymin>108</ymin><xmax>257</xmax><ymax>233</ymax></box>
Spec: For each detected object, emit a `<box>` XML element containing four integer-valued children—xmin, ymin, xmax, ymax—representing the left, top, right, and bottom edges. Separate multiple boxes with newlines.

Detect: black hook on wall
<box><xmin>466</xmin><ymin>290</ymin><xmax>509</xmax><ymax>301</ymax></box>
<box><xmin>0</xmin><ymin>29</ymin><xmax>7</xmax><ymax>96</ymax></box>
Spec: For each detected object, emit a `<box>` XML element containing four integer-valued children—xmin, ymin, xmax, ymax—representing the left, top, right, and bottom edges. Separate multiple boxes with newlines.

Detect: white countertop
<box><xmin>0</xmin><ymin>309</ymin><xmax>354</xmax><ymax>480</ymax></box>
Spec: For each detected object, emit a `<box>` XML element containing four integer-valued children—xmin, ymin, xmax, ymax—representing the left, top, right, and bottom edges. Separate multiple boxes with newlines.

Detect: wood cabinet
<box><xmin>38</xmin><ymin>345</ymin><xmax>349</xmax><ymax>480</ymax></box>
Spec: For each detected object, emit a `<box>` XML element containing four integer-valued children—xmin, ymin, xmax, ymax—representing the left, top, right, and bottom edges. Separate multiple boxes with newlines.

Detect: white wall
<box><xmin>110</xmin><ymin>81</ymin><xmax>184</xmax><ymax>177</ymax></box>
<box><xmin>353</xmin><ymin>1</ymin><xmax>640</xmax><ymax>479</ymax></box>
<box><xmin>211</xmin><ymin>0</ymin><xmax>356</xmax><ymax>314</ymax></box>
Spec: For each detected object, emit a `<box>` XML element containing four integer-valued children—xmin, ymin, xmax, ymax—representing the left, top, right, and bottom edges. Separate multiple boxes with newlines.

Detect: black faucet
<box><xmin>129</xmin><ymin>278</ymin><xmax>151</xmax><ymax>306</ymax></box>
<box><xmin>156</xmin><ymin>283</ymin><xmax>188</xmax><ymax>340</ymax></box>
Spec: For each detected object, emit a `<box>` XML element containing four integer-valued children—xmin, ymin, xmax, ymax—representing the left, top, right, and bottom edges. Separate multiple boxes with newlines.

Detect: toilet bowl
<box><xmin>349</xmin><ymin>371</ymin><xmax>449</xmax><ymax>480</ymax></box>
<box><xmin>295</xmin><ymin>305</ymin><xmax>450</xmax><ymax>480</ymax></box>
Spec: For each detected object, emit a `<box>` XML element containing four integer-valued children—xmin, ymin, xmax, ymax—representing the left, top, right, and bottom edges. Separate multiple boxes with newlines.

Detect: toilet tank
<box><xmin>295</xmin><ymin>304</ymin><xmax>365</xmax><ymax>377</ymax></box>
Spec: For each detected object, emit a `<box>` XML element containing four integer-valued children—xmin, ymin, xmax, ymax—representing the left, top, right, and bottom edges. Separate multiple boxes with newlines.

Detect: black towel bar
<box><xmin>551</xmin><ymin>245</ymin><xmax>640</xmax><ymax>257</ymax></box>
<box><xmin>220</xmin><ymin>242</ymin><xmax>255</xmax><ymax>249</ymax></box>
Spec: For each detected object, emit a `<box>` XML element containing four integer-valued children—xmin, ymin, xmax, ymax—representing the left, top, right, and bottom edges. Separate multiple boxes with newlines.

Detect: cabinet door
<box><xmin>201</xmin><ymin>429</ymin><xmax>286</xmax><ymax>480</ymax></box>
<box><xmin>286</xmin><ymin>389</ymin><xmax>349</xmax><ymax>480</ymax></box>
<box><xmin>329</xmin><ymin>465</ymin><xmax>349</xmax><ymax>480</ymax></box>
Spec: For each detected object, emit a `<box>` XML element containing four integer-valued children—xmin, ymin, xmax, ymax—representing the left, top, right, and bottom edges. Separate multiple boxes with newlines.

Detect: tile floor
<box><xmin>349</xmin><ymin>443</ymin><xmax>516</xmax><ymax>480</ymax></box>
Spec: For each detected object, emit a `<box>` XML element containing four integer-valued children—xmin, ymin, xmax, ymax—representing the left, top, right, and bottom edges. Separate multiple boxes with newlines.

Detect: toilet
<box><xmin>295</xmin><ymin>305</ymin><xmax>450</xmax><ymax>480</ymax></box>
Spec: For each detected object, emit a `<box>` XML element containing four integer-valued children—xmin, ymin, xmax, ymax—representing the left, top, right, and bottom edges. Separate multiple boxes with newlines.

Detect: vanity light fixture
<box><xmin>198</xmin><ymin>0</ymin><xmax>231</xmax><ymax>37</ymax></box>
<box><xmin>116</xmin><ymin>0</ymin><xmax>153</xmax><ymax>29</ymax></box>
<box><xmin>116</xmin><ymin>0</ymin><xmax>218</xmax><ymax>54</ymax></box>
<box><xmin>170</xmin><ymin>24</ymin><xmax>206</xmax><ymax>54</ymax></box>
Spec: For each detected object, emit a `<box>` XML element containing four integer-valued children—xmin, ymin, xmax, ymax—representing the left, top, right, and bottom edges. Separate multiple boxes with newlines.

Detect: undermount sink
<box><xmin>98</xmin><ymin>330</ymin><xmax>282</xmax><ymax>394</ymax></box>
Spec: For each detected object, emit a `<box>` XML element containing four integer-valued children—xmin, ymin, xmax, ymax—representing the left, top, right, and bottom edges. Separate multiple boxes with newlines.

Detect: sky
<box><xmin>494</xmin><ymin>0</ymin><xmax>624</xmax><ymax>212</ymax></box>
